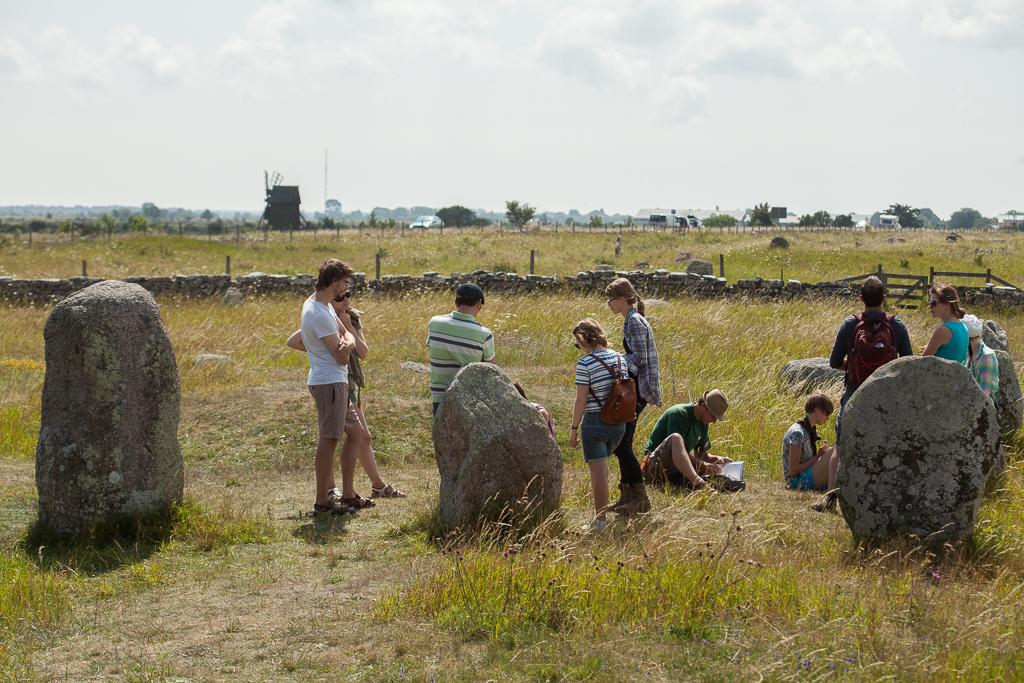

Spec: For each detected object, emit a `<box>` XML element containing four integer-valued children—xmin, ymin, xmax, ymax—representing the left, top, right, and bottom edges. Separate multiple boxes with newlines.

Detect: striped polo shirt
<box><xmin>575</xmin><ymin>349</ymin><xmax>627</xmax><ymax>412</ymax></box>
<box><xmin>427</xmin><ymin>311</ymin><xmax>496</xmax><ymax>403</ymax></box>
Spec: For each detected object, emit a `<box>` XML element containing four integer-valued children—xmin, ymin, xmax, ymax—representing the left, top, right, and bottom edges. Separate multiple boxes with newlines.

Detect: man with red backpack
<box><xmin>814</xmin><ymin>276</ymin><xmax>913</xmax><ymax>512</ymax></box>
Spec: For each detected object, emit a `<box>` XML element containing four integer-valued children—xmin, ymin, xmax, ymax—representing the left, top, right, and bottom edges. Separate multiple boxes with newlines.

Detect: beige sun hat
<box><xmin>701</xmin><ymin>389</ymin><xmax>729</xmax><ymax>421</ymax></box>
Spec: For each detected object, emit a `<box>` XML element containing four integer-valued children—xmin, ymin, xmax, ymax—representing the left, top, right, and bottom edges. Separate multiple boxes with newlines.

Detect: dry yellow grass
<box><xmin>0</xmin><ymin>289</ymin><xmax>1021</xmax><ymax>680</ymax></box>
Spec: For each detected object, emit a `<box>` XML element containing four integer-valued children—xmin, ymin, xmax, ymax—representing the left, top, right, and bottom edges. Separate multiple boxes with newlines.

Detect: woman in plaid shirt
<box><xmin>963</xmin><ymin>315</ymin><xmax>1000</xmax><ymax>403</ymax></box>
<box><xmin>605</xmin><ymin>278</ymin><xmax>661</xmax><ymax>514</ymax></box>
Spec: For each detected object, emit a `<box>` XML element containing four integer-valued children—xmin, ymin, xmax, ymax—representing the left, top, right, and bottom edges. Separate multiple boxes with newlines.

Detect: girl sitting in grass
<box><xmin>782</xmin><ymin>392</ymin><xmax>836</xmax><ymax>492</ymax></box>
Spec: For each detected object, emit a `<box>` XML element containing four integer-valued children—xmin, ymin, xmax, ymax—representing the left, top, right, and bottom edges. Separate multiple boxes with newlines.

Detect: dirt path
<box><xmin>16</xmin><ymin>462</ymin><xmax>442</xmax><ymax>681</ymax></box>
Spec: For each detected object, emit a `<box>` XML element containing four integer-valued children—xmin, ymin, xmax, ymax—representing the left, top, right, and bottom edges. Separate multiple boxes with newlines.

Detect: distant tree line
<box><xmin>0</xmin><ymin>200</ymin><xmax>1016</xmax><ymax>238</ymax></box>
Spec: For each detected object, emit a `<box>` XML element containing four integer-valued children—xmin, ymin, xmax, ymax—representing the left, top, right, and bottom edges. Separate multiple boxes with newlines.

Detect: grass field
<box><xmin>2</xmin><ymin>279</ymin><xmax>1023</xmax><ymax>680</ymax></box>
<box><xmin>1</xmin><ymin>229</ymin><xmax>1022</xmax><ymax>288</ymax></box>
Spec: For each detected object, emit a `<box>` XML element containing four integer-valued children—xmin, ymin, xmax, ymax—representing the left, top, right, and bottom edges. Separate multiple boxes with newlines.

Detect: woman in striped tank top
<box><xmin>568</xmin><ymin>319</ymin><xmax>628</xmax><ymax>532</ymax></box>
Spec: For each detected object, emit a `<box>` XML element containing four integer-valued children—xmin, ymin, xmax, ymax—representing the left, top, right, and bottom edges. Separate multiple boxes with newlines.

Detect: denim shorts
<box><xmin>835</xmin><ymin>389</ymin><xmax>852</xmax><ymax>441</ymax></box>
<box><xmin>581</xmin><ymin>412</ymin><xmax>625</xmax><ymax>463</ymax></box>
<box><xmin>787</xmin><ymin>467</ymin><xmax>823</xmax><ymax>492</ymax></box>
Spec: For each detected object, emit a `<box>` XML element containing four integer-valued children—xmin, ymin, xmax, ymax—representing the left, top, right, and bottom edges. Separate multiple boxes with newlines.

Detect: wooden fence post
<box><xmin>877</xmin><ymin>264</ymin><xmax>884</xmax><ymax>284</ymax></box>
<box><xmin>986</xmin><ymin>268</ymin><xmax>991</xmax><ymax>286</ymax></box>
<box><xmin>375</xmin><ymin>253</ymin><xmax>381</xmax><ymax>281</ymax></box>
<box><xmin>82</xmin><ymin>260</ymin><xmax>87</xmax><ymax>277</ymax></box>
<box><xmin>226</xmin><ymin>255</ymin><xmax>231</xmax><ymax>276</ymax></box>
<box><xmin>530</xmin><ymin>250</ymin><xmax>535</xmax><ymax>274</ymax></box>
<box><xmin>719</xmin><ymin>254</ymin><xmax>725</xmax><ymax>279</ymax></box>
<box><xmin>929</xmin><ymin>266</ymin><xmax>934</xmax><ymax>286</ymax></box>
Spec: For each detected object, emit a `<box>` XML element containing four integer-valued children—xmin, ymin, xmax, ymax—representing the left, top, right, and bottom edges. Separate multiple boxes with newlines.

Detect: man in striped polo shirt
<box><xmin>427</xmin><ymin>282</ymin><xmax>496</xmax><ymax>415</ymax></box>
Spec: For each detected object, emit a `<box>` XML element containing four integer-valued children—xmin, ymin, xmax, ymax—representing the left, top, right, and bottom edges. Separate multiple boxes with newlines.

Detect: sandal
<box><xmin>340</xmin><ymin>494</ymin><xmax>376</xmax><ymax>509</ymax></box>
<box><xmin>313</xmin><ymin>501</ymin><xmax>356</xmax><ymax>516</ymax></box>
<box><xmin>371</xmin><ymin>483</ymin><xmax>406</xmax><ymax>499</ymax></box>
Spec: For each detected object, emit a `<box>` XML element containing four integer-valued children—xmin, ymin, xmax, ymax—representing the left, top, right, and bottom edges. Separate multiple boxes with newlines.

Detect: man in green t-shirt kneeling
<box><xmin>641</xmin><ymin>389</ymin><xmax>732</xmax><ymax>490</ymax></box>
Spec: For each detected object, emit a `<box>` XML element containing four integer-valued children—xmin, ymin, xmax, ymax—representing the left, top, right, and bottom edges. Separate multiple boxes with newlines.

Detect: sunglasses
<box><xmin>333</xmin><ymin>291</ymin><xmax>353</xmax><ymax>302</ymax></box>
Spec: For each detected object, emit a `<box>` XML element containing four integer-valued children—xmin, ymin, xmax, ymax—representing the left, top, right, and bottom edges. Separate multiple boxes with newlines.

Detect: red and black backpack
<box><xmin>847</xmin><ymin>312</ymin><xmax>897</xmax><ymax>388</ymax></box>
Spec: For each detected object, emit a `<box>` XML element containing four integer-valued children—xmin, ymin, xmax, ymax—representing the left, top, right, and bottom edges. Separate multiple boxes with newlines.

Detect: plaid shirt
<box><xmin>623</xmin><ymin>309</ymin><xmax>662</xmax><ymax>406</ymax></box>
<box><xmin>968</xmin><ymin>340</ymin><xmax>1000</xmax><ymax>403</ymax></box>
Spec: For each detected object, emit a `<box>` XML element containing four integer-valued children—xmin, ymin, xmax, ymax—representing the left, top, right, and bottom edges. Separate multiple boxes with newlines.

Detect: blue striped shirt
<box><xmin>575</xmin><ymin>350</ymin><xmax>627</xmax><ymax>412</ymax></box>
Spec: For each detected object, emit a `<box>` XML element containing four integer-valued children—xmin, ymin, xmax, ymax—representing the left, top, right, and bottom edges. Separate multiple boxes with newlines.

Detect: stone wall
<box><xmin>2</xmin><ymin>269</ymin><xmax>1023</xmax><ymax>307</ymax></box>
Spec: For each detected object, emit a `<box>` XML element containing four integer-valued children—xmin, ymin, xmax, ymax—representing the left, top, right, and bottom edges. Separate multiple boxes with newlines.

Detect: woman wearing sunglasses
<box><xmin>922</xmin><ymin>282</ymin><xmax>969</xmax><ymax>365</ymax></box>
<box><xmin>288</xmin><ymin>289</ymin><xmax>406</xmax><ymax>504</ymax></box>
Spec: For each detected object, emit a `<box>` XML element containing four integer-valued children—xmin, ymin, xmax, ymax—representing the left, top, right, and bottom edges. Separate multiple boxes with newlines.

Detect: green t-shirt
<box><xmin>644</xmin><ymin>403</ymin><xmax>710</xmax><ymax>455</ymax></box>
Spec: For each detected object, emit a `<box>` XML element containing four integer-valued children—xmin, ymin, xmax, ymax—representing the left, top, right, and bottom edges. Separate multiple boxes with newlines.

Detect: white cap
<box><xmin>962</xmin><ymin>314</ymin><xmax>984</xmax><ymax>339</ymax></box>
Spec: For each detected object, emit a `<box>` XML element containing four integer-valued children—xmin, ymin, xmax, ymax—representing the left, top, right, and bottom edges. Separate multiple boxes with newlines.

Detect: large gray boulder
<box><xmin>433</xmin><ymin>363</ymin><xmax>562</xmax><ymax>532</ymax></box>
<box><xmin>983</xmin><ymin>319</ymin><xmax>1009</xmax><ymax>353</ymax></box>
<box><xmin>838</xmin><ymin>356</ymin><xmax>1000</xmax><ymax>544</ymax></box>
<box><xmin>36</xmin><ymin>281</ymin><xmax>183</xmax><ymax>536</ymax></box>
<box><xmin>779</xmin><ymin>357</ymin><xmax>844</xmax><ymax>393</ymax></box>
<box><xmin>686</xmin><ymin>259</ymin><xmax>714</xmax><ymax>276</ymax></box>
<box><xmin>994</xmin><ymin>350</ymin><xmax>1022</xmax><ymax>437</ymax></box>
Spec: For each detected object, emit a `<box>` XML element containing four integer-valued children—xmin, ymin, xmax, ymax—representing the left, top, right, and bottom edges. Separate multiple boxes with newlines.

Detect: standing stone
<box><xmin>838</xmin><ymin>356</ymin><xmax>1000</xmax><ymax>544</ymax></box>
<box><xmin>994</xmin><ymin>350</ymin><xmax>1022</xmax><ymax>437</ymax></box>
<box><xmin>686</xmin><ymin>259</ymin><xmax>713</xmax><ymax>276</ymax></box>
<box><xmin>433</xmin><ymin>363</ymin><xmax>562</xmax><ymax>532</ymax></box>
<box><xmin>983</xmin><ymin>320</ymin><xmax>1009</xmax><ymax>353</ymax></box>
<box><xmin>769</xmin><ymin>236</ymin><xmax>790</xmax><ymax>249</ymax></box>
<box><xmin>779</xmin><ymin>357</ymin><xmax>844</xmax><ymax>393</ymax></box>
<box><xmin>36</xmin><ymin>281</ymin><xmax>183</xmax><ymax>536</ymax></box>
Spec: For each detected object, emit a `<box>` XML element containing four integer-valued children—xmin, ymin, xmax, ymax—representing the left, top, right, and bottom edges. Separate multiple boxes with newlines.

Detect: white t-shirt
<box><xmin>300</xmin><ymin>295</ymin><xmax>349</xmax><ymax>386</ymax></box>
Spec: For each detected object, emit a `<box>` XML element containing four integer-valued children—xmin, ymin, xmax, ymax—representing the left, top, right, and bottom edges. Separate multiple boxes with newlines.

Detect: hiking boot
<box><xmin>811</xmin><ymin>489</ymin><xmax>839</xmax><ymax>513</ymax></box>
<box><xmin>628</xmin><ymin>483</ymin><xmax>652</xmax><ymax>514</ymax></box>
<box><xmin>609</xmin><ymin>483</ymin><xmax>632</xmax><ymax>513</ymax></box>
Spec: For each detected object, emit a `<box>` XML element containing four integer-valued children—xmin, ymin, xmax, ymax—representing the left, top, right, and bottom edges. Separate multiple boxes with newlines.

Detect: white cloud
<box><xmin>0</xmin><ymin>25</ymin><xmax>193</xmax><ymax>88</ymax></box>
<box><xmin>801</xmin><ymin>27</ymin><xmax>904</xmax><ymax>78</ymax></box>
<box><xmin>534</xmin><ymin>0</ymin><xmax>903</xmax><ymax>125</ymax></box>
<box><xmin>0</xmin><ymin>35</ymin><xmax>33</xmax><ymax>80</ymax></box>
<box><xmin>922</xmin><ymin>0</ymin><xmax>1024</xmax><ymax>47</ymax></box>
<box><xmin>654</xmin><ymin>76</ymin><xmax>710</xmax><ymax>124</ymax></box>
<box><xmin>215</xmin><ymin>0</ymin><xmax>384</xmax><ymax>87</ymax></box>
<box><xmin>675</xmin><ymin>6</ymin><xmax>903</xmax><ymax>80</ymax></box>
<box><xmin>38</xmin><ymin>26</ymin><xmax>113</xmax><ymax>87</ymax></box>
<box><xmin>109</xmin><ymin>26</ymin><xmax>194</xmax><ymax>85</ymax></box>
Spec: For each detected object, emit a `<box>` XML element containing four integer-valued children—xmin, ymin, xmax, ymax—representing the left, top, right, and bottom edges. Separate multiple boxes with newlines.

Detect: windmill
<box><xmin>257</xmin><ymin>170</ymin><xmax>305</xmax><ymax>234</ymax></box>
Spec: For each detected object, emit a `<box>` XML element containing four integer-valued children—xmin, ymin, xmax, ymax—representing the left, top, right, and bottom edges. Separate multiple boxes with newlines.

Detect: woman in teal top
<box><xmin>923</xmin><ymin>282</ymin><xmax>969</xmax><ymax>365</ymax></box>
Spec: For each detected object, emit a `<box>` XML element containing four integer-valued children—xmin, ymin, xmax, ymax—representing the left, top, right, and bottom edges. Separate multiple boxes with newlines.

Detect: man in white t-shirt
<box><xmin>300</xmin><ymin>258</ymin><xmax>371</xmax><ymax>514</ymax></box>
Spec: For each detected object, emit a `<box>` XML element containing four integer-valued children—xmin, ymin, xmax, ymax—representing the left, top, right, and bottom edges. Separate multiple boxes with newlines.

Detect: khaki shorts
<box><xmin>308</xmin><ymin>382</ymin><xmax>359</xmax><ymax>440</ymax></box>
<box><xmin>641</xmin><ymin>436</ymin><xmax>684</xmax><ymax>486</ymax></box>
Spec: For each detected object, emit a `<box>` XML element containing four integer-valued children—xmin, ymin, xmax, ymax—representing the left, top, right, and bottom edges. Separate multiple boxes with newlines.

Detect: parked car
<box><xmin>409</xmin><ymin>215</ymin><xmax>444</xmax><ymax>229</ymax></box>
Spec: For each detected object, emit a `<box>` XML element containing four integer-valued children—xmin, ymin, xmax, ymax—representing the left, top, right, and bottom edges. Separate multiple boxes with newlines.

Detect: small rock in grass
<box><xmin>194</xmin><ymin>353</ymin><xmax>232</xmax><ymax>366</ymax></box>
<box><xmin>686</xmin><ymin>259</ymin><xmax>713</xmax><ymax>276</ymax></box>
<box><xmin>400</xmin><ymin>361</ymin><xmax>431</xmax><ymax>374</ymax></box>
<box><xmin>222</xmin><ymin>287</ymin><xmax>244</xmax><ymax>306</ymax></box>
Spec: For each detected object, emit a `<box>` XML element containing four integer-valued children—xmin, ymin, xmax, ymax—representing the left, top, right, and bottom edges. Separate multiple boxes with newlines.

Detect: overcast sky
<box><xmin>1</xmin><ymin>0</ymin><xmax>1021</xmax><ymax>217</ymax></box>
